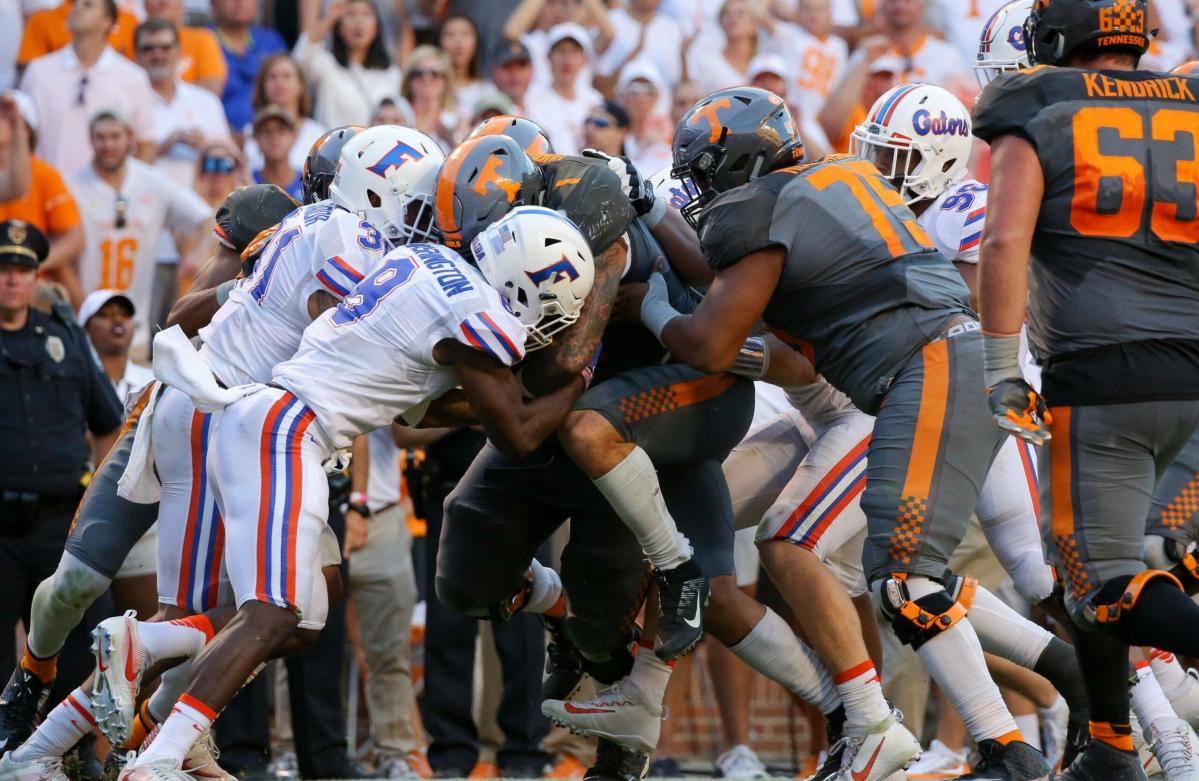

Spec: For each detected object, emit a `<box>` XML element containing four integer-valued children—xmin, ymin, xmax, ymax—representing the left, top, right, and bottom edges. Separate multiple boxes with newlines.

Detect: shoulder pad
<box><xmin>972</xmin><ymin>65</ymin><xmax>1060</xmax><ymax>144</ymax></box>
<box><xmin>539</xmin><ymin>157</ymin><xmax>634</xmax><ymax>256</ymax></box>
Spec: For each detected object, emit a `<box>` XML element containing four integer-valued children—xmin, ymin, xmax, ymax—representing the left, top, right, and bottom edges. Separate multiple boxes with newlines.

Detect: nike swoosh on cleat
<box><xmin>563</xmin><ymin>703</ymin><xmax>616</xmax><ymax>715</ymax></box>
<box><xmin>125</xmin><ymin>641</ymin><xmax>138</xmax><ymax>683</ymax></box>
<box><xmin>683</xmin><ymin>595</ymin><xmax>702</xmax><ymax>629</ymax></box>
<box><xmin>851</xmin><ymin>738</ymin><xmax>885</xmax><ymax>781</ymax></box>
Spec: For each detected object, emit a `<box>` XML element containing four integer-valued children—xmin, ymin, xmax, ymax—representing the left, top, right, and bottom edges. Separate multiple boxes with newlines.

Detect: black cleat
<box><xmin>1055</xmin><ymin>739</ymin><xmax>1147</xmax><ymax>780</ymax></box>
<box><xmin>1060</xmin><ymin>720</ymin><xmax>1089</xmax><ymax>771</ymax></box>
<box><xmin>0</xmin><ymin>666</ymin><xmax>53</xmax><ymax>751</ymax></box>
<box><xmin>808</xmin><ymin>706</ymin><xmax>848</xmax><ymax>781</ymax></box>
<box><xmin>541</xmin><ymin>615</ymin><xmax>585</xmax><ymax>700</ymax></box>
<box><xmin>583</xmin><ymin>739</ymin><xmax>649</xmax><ymax>781</ymax></box>
<box><xmin>653</xmin><ymin>558</ymin><xmax>708</xmax><ymax>660</ymax></box>
<box><xmin>958</xmin><ymin>739</ymin><xmax>1051</xmax><ymax>780</ymax></box>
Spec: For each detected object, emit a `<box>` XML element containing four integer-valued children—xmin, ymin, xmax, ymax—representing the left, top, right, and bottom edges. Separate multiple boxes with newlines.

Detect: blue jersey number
<box><xmin>331</xmin><ymin>256</ymin><xmax>419</xmax><ymax>326</ymax></box>
<box><xmin>358</xmin><ymin>221</ymin><xmax>384</xmax><ymax>251</ymax></box>
<box><xmin>940</xmin><ymin>182</ymin><xmax>988</xmax><ymax>212</ymax></box>
<box><xmin>248</xmin><ymin>226</ymin><xmax>302</xmax><ymax>303</ymax></box>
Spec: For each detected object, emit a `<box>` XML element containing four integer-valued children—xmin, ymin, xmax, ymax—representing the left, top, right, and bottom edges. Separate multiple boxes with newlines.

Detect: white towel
<box><xmin>117</xmin><ymin>381</ymin><xmax>163</xmax><ymax>503</ymax></box>
<box><xmin>152</xmin><ymin>326</ymin><xmax>264</xmax><ymax>412</ymax></box>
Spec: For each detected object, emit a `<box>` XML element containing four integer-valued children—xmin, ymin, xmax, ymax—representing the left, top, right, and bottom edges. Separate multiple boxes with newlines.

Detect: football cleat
<box><xmin>828</xmin><ymin>711</ymin><xmax>920</xmax><ymax>781</ymax></box>
<box><xmin>582</xmin><ymin>739</ymin><xmax>648</xmax><ymax>781</ymax></box>
<box><xmin>542</xmin><ymin>678</ymin><xmax>662</xmax><ymax>754</ymax></box>
<box><xmin>541</xmin><ymin>615</ymin><xmax>585</xmax><ymax>701</ymax></box>
<box><xmin>0</xmin><ymin>667</ymin><xmax>52</xmax><ymax>752</ymax></box>
<box><xmin>1057</xmin><ymin>739</ymin><xmax>1150</xmax><ymax>780</ymax></box>
<box><xmin>955</xmin><ymin>739</ymin><xmax>1050</xmax><ymax>780</ymax></box>
<box><xmin>91</xmin><ymin>612</ymin><xmax>149</xmax><ymax>746</ymax></box>
<box><xmin>905</xmin><ymin>739</ymin><xmax>970</xmax><ymax>780</ymax></box>
<box><xmin>116</xmin><ymin>757</ymin><xmax>189</xmax><ymax>781</ymax></box>
<box><xmin>0</xmin><ymin>751</ymin><xmax>68</xmax><ymax>781</ymax></box>
<box><xmin>181</xmin><ymin>730</ymin><xmax>235</xmax><ymax>781</ymax></box>
<box><xmin>1163</xmin><ymin>668</ymin><xmax>1199</xmax><ymax>730</ymax></box>
<box><xmin>653</xmin><ymin>558</ymin><xmax>709</xmax><ymax>661</ymax></box>
<box><xmin>1146</xmin><ymin>717</ymin><xmax>1199</xmax><ymax>781</ymax></box>
<box><xmin>1038</xmin><ymin>696</ymin><xmax>1070</xmax><ymax>771</ymax></box>
<box><xmin>714</xmin><ymin>744</ymin><xmax>769</xmax><ymax>780</ymax></box>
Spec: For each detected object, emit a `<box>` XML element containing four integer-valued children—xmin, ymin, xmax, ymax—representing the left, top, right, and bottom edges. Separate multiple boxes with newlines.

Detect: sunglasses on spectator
<box><xmin>201</xmin><ymin>155</ymin><xmax>237</xmax><ymax>174</ymax></box>
<box><xmin>410</xmin><ymin>68</ymin><xmax>446</xmax><ymax>79</ymax></box>
<box><xmin>114</xmin><ymin>194</ymin><xmax>128</xmax><ymax>230</ymax></box>
<box><xmin>138</xmin><ymin>42</ymin><xmax>175</xmax><ymax>53</ymax></box>
<box><xmin>585</xmin><ymin>115</ymin><xmax>615</xmax><ymax>129</ymax></box>
<box><xmin>622</xmin><ymin>82</ymin><xmax>655</xmax><ymax>96</ymax></box>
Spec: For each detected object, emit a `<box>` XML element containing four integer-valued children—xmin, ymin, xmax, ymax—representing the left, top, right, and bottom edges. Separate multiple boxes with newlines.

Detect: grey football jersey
<box><xmin>698</xmin><ymin>155</ymin><xmax>973</xmax><ymax>413</ymax></box>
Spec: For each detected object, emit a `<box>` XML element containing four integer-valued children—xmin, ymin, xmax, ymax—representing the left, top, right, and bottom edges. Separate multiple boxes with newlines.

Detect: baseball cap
<box><xmin>0</xmin><ymin>220</ymin><xmax>49</xmax><ymax>268</ymax></box>
<box><xmin>78</xmin><ymin>289</ymin><xmax>135</xmax><ymax>326</ymax></box>
<box><xmin>89</xmin><ymin>107</ymin><xmax>133</xmax><ymax>131</ymax></box>
<box><xmin>748</xmin><ymin>53</ymin><xmax>791</xmax><ymax>82</ymax></box>
<box><xmin>869</xmin><ymin>55</ymin><xmax>906</xmax><ymax>75</ymax></box>
<box><xmin>493</xmin><ymin>40</ymin><xmax>532</xmax><ymax>66</ymax></box>
<box><xmin>253</xmin><ymin>104</ymin><xmax>297</xmax><ymax>132</ymax></box>
<box><xmin>546</xmin><ymin>23</ymin><xmax>594</xmax><ymax>59</ymax></box>
<box><xmin>472</xmin><ymin>90</ymin><xmax>518</xmax><ymax>120</ymax></box>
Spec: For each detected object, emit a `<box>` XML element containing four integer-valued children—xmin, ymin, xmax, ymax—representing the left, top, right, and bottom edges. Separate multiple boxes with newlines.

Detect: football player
<box><xmin>974</xmin><ymin>0</ymin><xmax>1035</xmax><ymax>85</ymax></box>
<box><xmin>633</xmin><ymin>85</ymin><xmax>1051</xmax><ymax>779</ymax></box>
<box><xmin>975</xmin><ymin>0</ymin><xmax>1199</xmax><ymax>777</ymax></box>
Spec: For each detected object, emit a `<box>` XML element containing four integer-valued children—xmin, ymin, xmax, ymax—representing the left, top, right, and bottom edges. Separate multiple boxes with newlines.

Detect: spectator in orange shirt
<box><xmin>17</xmin><ymin>0</ymin><xmax>140</xmax><ymax>68</ymax></box>
<box><xmin>144</xmin><ymin>0</ymin><xmax>227</xmax><ymax>95</ymax></box>
<box><xmin>0</xmin><ymin>93</ymin><xmax>85</xmax><ymax>305</ymax></box>
<box><xmin>0</xmin><ymin>94</ymin><xmax>31</xmax><ymax>202</ymax></box>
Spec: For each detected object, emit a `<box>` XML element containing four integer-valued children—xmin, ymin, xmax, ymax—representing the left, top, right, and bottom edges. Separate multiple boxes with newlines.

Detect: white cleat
<box><xmin>182</xmin><ymin>731</ymin><xmax>234</xmax><ymax>781</ymax></box>
<box><xmin>541</xmin><ymin>677</ymin><xmax>662</xmax><ymax>754</ymax></box>
<box><xmin>715</xmin><ymin>745</ymin><xmax>769</xmax><ymax>780</ymax></box>
<box><xmin>1147</xmin><ymin>717</ymin><xmax>1199</xmax><ymax>781</ymax></box>
<box><xmin>0</xmin><ymin>751</ymin><xmax>68</xmax><ymax>781</ymax></box>
<box><xmin>832</xmin><ymin>712</ymin><xmax>921</xmax><ymax>781</ymax></box>
<box><xmin>1165</xmin><ymin>669</ymin><xmax>1199</xmax><ymax>730</ymax></box>
<box><xmin>117</xmin><ymin>757</ymin><xmax>191</xmax><ymax>781</ymax></box>
<box><xmin>92</xmin><ymin>611</ymin><xmax>150</xmax><ymax>746</ymax></box>
<box><xmin>1038</xmin><ymin>695</ymin><xmax>1070</xmax><ymax>771</ymax></box>
<box><xmin>905</xmin><ymin>740</ymin><xmax>970</xmax><ymax>780</ymax></box>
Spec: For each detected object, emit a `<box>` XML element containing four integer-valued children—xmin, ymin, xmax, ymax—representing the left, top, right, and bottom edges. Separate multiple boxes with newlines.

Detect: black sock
<box><xmin>1034</xmin><ymin>636</ymin><xmax>1090</xmax><ymax>725</ymax></box>
<box><xmin>1123</xmin><ymin>579</ymin><xmax>1199</xmax><ymax>655</ymax></box>
<box><xmin>1064</xmin><ymin>619</ymin><xmax>1131</xmax><ymax>728</ymax></box>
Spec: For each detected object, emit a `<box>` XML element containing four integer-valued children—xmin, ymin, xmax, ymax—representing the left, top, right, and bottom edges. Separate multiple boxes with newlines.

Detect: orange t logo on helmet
<box><xmin>473</xmin><ymin>156</ymin><xmax>521</xmax><ymax>202</ymax></box>
<box><xmin>690</xmin><ymin>97</ymin><xmax>733</xmax><ymax>143</ymax></box>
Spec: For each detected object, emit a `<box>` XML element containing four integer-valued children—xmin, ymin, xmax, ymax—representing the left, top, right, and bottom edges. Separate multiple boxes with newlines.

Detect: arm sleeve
<box><xmin>453</xmin><ymin>308</ymin><xmax>527</xmax><ymax>367</ymax></box>
<box><xmin>698</xmin><ymin>182</ymin><xmax>786</xmax><ymax>270</ymax></box>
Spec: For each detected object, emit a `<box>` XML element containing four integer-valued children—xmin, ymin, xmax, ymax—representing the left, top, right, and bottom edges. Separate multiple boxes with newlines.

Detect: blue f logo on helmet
<box><xmin>367</xmin><ymin>142</ymin><xmax>425</xmax><ymax>178</ymax></box>
<box><xmin>526</xmin><ymin>255</ymin><xmax>580</xmax><ymax>286</ymax></box>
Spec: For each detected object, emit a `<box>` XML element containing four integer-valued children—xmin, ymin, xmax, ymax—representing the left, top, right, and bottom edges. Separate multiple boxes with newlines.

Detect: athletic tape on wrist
<box><xmin>982</xmin><ymin>331</ymin><xmax>1024</xmax><ymax>388</ymax></box>
<box><xmin>729</xmin><ymin>336</ymin><xmax>770</xmax><ymax>379</ymax></box>
<box><xmin>640</xmin><ymin>276</ymin><xmax>681</xmax><ymax>342</ymax></box>
<box><xmin>643</xmin><ymin>197</ymin><xmax>667</xmax><ymax>229</ymax></box>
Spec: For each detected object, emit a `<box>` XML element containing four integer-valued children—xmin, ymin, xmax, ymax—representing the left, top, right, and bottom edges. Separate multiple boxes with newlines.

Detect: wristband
<box><xmin>347</xmin><ymin>502</ymin><xmax>372</xmax><ymax>518</ymax></box>
<box><xmin>214</xmin><ymin>279</ymin><xmax>237</xmax><ymax>306</ymax></box>
<box><xmin>982</xmin><ymin>331</ymin><xmax>1024</xmax><ymax>388</ymax></box>
<box><xmin>350</xmin><ymin>491</ymin><xmax>369</xmax><ymax>507</ymax></box>
<box><xmin>642</xmin><ymin>197</ymin><xmax>667</xmax><ymax>229</ymax></box>
<box><xmin>729</xmin><ymin>336</ymin><xmax>771</xmax><ymax>379</ymax></box>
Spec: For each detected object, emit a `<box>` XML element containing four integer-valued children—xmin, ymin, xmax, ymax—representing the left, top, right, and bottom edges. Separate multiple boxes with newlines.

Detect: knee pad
<box><xmin>433</xmin><ymin>574</ymin><xmax>519</xmax><ymax>622</ymax></box>
<box><xmin>47</xmin><ymin>553</ymin><xmax>112</xmax><ymax>611</ymax></box>
<box><xmin>1168</xmin><ymin>543</ymin><xmax>1199</xmax><ymax>593</ymax></box>
<box><xmin>1083</xmin><ymin>570</ymin><xmax>1184</xmax><ymax>627</ymax></box>
<box><xmin>1144</xmin><ymin>535</ymin><xmax>1187</xmax><ymax>571</ymax></box>
<box><xmin>877</xmin><ymin>574</ymin><xmax>976</xmax><ymax>650</ymax></box>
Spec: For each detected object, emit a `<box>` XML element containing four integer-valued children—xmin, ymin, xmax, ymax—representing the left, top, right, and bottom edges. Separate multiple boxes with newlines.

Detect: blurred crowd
<box><xmin>3</xmin><ymin>0</ymin><xmax>1199</xmax><ymax>778</ymax></box>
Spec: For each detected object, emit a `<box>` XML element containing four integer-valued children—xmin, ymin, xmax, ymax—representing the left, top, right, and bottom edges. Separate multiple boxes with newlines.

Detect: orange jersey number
<box><xmin>808</xmin><ymin>159</ymin><xmax>932</xmax><ymax>257</ymax></box>
<box><xmin>1071</xmin><ymin>106</ymin><xmax>1198</xmax><ymax>243</ymax></box>
<box><xmin>100</xmin><ymin>237</ymin><xmax>137</xmax><ymax>289</ymax></box>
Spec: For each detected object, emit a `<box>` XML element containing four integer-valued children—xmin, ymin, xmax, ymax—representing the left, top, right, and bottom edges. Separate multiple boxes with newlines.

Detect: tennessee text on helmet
<box><xmin>1025</xmin><ymin>0</ymin><xmax>1152</xmax><ymax>67</ymax></box>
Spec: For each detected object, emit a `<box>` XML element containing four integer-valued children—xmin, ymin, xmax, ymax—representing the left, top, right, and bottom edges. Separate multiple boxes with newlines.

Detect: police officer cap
<box><xmin>0</xmin><ymin>220</ymin><xmax>49</xmax><ymax>268</ymax></box>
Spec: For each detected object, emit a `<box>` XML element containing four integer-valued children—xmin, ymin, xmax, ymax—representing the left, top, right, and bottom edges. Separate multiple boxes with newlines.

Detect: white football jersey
<box><xmin>199</xmin><ymin>202</ymin><xmax>387</xmax><ymax>387</ymax></box>
<box><xmin>917</xmin><ymin>179</ymin><xmax>988</xmax><ymax>264</ymax></box>
<box><xmin>274</xmin><ymin>243</ymin><xmax>528</xmax><ymax>449</ymax></box>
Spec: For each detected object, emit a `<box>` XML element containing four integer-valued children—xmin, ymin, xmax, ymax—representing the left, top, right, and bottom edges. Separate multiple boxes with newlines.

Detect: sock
<box><xmin>1148</xmin><ymin>649</ymin><xmax>1188</xmax><ymax>692</ymax></box>
<box><xmin>19</xmin><ymin>649</ymin><xmax>57</xmax><ymax>684</ymax></box>
<box><xmin>628</xmin><ymin>644</ymin><xmax>672</xmax><ymax>710</ymax></box>
<box><xmin>137</xmin><ymin>616</ymin><xmax>215</xmax><ymax>664</ymax></box>
<box><xmin>967</xmin><ymin>584</ymin><xmax>1053</xmax><ymax>667</ymax></box>
<box><xmin>1065</xmin><ymin>617</ymin><xmax>1133</xmax><ymax>752</ymax></box>
<box><xmin>1015</xmin><ymin>713</ymin><xmax>1041</xmax><ymax>750</ymax></box>
<box><xmin>906</xmin><ymin>578</ymin><xmax>1021</xmax><ymax>743</ymax></box>
<box><xmin>149</xmin><ymin>660</ymin><xmax>194</xmax><ymax>723</ymax></box>
<box><xmin>11</xmin><ymin>689</ymin><xmax>93</xmax><ymax>762</ymax></box>
<box><xmin>524</xmin><ymin>560</ymin><xmax>563</xmax><ymax>615</ymax></box>
<box><xmin>122</xmin><ymin>700</ymin><xmax>157</xmax><ymax>750</ymax></box>
<box><xmin>1090</xmin><ymin>720</ymin><xmax>1135</xmax><ymax>752</ymax></box>
<box><xmin>728</xmin><ymin>608</ymin><xmax>841</xmax><ymax>715</ymax></box>
<box><xmin>1131</xmin><ymin>661</ymin><xmax>1180</xmax><ymax>734</ymax></box>
<box><xmin>1033</xmin><ymin>637</ymin><xmax>1091</xmax><ymax>723</ymax></box>
<box><xmin>592</xmin><ymin>447</ymin><xmax>692</xmax><ymax>570</ymax></box>
<box><xmin>833</xmin><ymin>660</ymin><xmax>892</xmax><ymax>736</ymax></box>
<box><xmin>134</xmin><ymin>694</ymin><xmax>214</xmax><ymax>767</ymax></box>
<box><xmin>26</xmin><ymin>556</ymin><xmax>111</xmax><ymax>660</ymax></box>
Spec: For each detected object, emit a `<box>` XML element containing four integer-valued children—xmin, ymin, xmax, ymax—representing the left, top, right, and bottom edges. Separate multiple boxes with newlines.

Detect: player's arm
<box><xmin>651</xmin><ymin>208</ymin><xmax>714</xmax><ymax>287</ymax></box>
<box><xmin>434</xmin><ymin>340</ymin><xmax>588</xmax><ymax>459</ymax></box>
<box><xmin>760</xmin><ymin>332</ymin><xmax>817</xmax><ymax>387</ymax></box>
<box><xmin>517</xmin><ymin>240</ymin><xmax>624</xmax><ymax>396</ymax></box>
<box><xmin>166</xmin><ymin>244</ymin><xmax>243</xmax><ymax>336</ymax></box>
<box><xmin>411</xmin><ymin>388</ymin><xmax>477</xmax><ymax>428</ymax></box>
<box><xmin>641</xmin><ymin>247</ymin><xmax>784</xmax><ymax>373</ymax></box>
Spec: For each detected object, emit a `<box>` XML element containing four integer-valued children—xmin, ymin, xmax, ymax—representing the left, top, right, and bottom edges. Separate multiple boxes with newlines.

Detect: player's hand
<box><xmin>987</xmin><ymin>377</ymin><xmax>1052</xmax><ymax>445</ymax></box>
<box><xmin>581</xmin><ymin>149</ymin><xmax>656</xmax><ymax>217</ymax></box>
<box><xmin>343</xmin><ymin>508</ymin><xmax>368</xmax><ymax>556</ymax></box>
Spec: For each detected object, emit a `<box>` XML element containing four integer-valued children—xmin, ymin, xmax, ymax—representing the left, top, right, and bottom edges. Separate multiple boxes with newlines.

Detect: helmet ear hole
<box><xmin>516</xmin><ymin>287</ymin><xmax>529</xmax><ymax>308</ymax></box>
<box><xmin>367</xmin><ymin>190</ymin><xmax>382</xmax><ymax>208</ymax></box>
<box><xmin>544</xmin><ymin>237</ymin><xmax>561</xmax><ymax>247</ymax></box>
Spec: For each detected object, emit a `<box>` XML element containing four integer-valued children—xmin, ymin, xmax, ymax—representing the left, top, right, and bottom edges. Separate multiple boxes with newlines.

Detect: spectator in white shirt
<box><xmin>136</xmin><ymin>18</ymin><xmax>231</xmax><ymax>191</ymax></box>
<box><xmin>878</xmin><ymin>0</ymin><xmax>970</xmax><ymax>90</ymax></box>
<box><xmin>686</xmin><ymin>0</ymin><xmax>762</xmax><ymax>94</ymax></box>
<box><xmin>615</xmin><ymin>61</ymin><xmax>673</xmax><ymax>176</ymax></box>
<box><xmin>19</xmin><ymin>0</ymin><xmax>156</xmax><ymax>176</ymax></box>
<box><xmin>78</xmin><ymin>289</ymin><xmax>154</xmax><ymax>399</ymax></box>
<box><xmin>440</xmin><ymin>15</ymin><xmax>488</xmax><ymax>126</ymax></box>
<box><xmin>400</xmin><ymin>46</ymin><xmax>460</xmax><ymax>152</ymax></box>
<box><xmin>489</xmin><ymin>40</ymin><xmax>534</xmax><ymax>116</ymax></box>
<box><xmin>242</xmin><ymin>53</ymin><xmax>326</xmax><ymax>172</ymax></box>
<box><xmin>747</xmin><ymin>53</ymin><xmax>830</xmax><ymax>159</ymax></box>
<box><xmin>525</xmin><ymin>23</ymin><xmax>602</xmax><ymax>156</ymax></box>
<box><xmin>295</xmin><ymin>0</ymin><xmax>402</xmax><ymax>129</ymax></box>
<box><xmin>503</xmin><ymin>0</ymin><xmax>612</xmax><ymax>90</ymax></box>
<box><xmin>369</xmin><ymin>95</ymin><xmax>415</xmax><ymax>128</ymax></box>
<box><xmin>595</xmin><ymin>0</ymin><xmax>683</xmax><ymax>91</ymax></box>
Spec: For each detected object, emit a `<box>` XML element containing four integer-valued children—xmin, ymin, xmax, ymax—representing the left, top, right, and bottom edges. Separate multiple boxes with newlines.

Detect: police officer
<box><xmin>0</xmin><ymin>219</ymin><xmax>122</xmax><ymax>739</ymax></box>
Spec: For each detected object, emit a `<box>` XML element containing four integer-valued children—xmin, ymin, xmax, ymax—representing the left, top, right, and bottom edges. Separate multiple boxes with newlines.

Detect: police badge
<box><xmin>45</xmin><ymin>334</ymin><xmax>65</xmax><ymax>363</ymax></box>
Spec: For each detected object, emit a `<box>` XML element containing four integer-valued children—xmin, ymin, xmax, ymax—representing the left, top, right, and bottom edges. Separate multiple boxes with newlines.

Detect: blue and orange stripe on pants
<box><xmin>176</xmin><ymin>410</ymin><xmax>224</xmax><ymax>612</ymax></box>
<box><xmin>775</xmin><ymin>435</ymin><xmax>871</xmax><ymax>548</ymax></box>
<box><xmin>256</xmin><ymin>392</ymin><xmax>315</xmax><ymax>610</ymax></box>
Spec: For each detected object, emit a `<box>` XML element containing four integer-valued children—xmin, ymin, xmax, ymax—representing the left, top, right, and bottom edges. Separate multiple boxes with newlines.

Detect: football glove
<box><xmin>581</xmin><ymin>148</ymin><xmax>658</xmax><ymax>218</ymax></box>
<box><xmin>987</xmin><ymin>377</ymin><xmax>1052</xmax><ymax>445</ymax></box>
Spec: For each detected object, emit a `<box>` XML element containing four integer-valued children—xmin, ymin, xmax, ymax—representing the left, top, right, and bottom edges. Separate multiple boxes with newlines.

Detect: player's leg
<box><xmin>976</xmin><ymin>436</ymin><xmax>1056</xmax><ymax>604</ymax></box>
<box><xmin>558</xmin><ymin>365</ymin><xmax>756</xmax><ymax>660</ymax></box>
<box><xmin>123</xmin><ymin>390</ymin><xmax>330</xmax><ymax>778</ymax></box>
<box><xmin>1143</xmin><ymin>427</ymin><xmax>1199</xmax><ymax>571</ymax></box>
<box><xmin>862</xmin><ymin>330</ymin><xmax>1049</xmax><ymax>778</ymax></box>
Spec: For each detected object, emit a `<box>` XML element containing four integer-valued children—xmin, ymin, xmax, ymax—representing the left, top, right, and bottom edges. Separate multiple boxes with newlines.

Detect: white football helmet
<box><xmin>329</xmin><ymin>125</ymin><xmax>446</xmax><ymax>243</ymax></box>
<box><xmin>470</xmin><ymin>205</ymin><xmax>594</xmax><ymax>352</ymax></box>
<box><xmin>850</xmin><ymin>83</ymin><xmax>973</xmax><ymax>205</ymax></box>
<box><xmin>975</xmin><ymin>0</ymin><xmax>1033</xmax><ymax>86</ymax></box>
